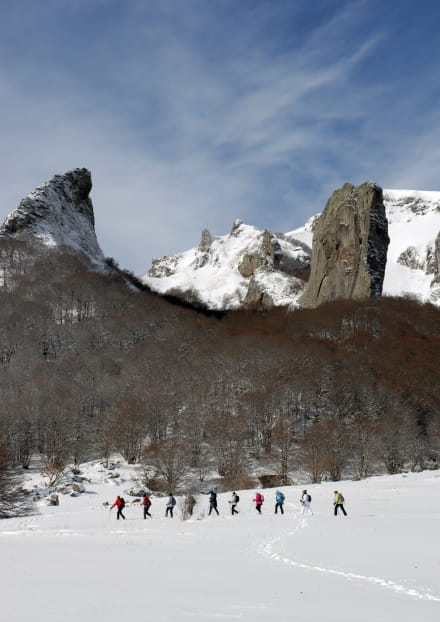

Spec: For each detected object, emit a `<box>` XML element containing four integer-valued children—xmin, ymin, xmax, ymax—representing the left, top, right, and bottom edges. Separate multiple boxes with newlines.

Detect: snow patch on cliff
<box><xmin>382</xmin><ymin>189</ymin><xmax>440</xmax><ymax>303</ymax></box>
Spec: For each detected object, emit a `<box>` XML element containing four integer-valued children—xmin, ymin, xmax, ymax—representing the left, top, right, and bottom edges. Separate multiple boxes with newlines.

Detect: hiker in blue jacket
<box><xmin>165</xmin><ymin>493</ymin><xmax>176</xmax><ymax>518</ymax></box>
<box><xmin>275</xmin><ymin>490</ymin><xmax>285</xmax><ymax>514</ymax></box>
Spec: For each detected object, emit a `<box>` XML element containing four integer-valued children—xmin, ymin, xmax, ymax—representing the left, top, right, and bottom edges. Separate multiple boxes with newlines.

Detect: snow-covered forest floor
<box><xmin>1</xmin><ymin>462</ymin><xmax>440</xmax><ymax>621</ymax></box>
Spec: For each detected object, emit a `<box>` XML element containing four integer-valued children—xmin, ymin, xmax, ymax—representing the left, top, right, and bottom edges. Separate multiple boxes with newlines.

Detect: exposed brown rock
<box><xmin>238</xmin><ymin>230</ymin><xmax>274</xmax><ymax>277</ymax></box>
<box><xmin>300</xmin><ymin>182</ymin><xmax>389</xmax><ymax>308</ymax></box>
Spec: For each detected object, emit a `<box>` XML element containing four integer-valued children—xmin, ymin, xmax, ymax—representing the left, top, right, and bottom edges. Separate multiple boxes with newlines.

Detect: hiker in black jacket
<box><xmin>202</xmin><ymin>489</ymin><xmax>219</xmax><ymax>515</ymax></box>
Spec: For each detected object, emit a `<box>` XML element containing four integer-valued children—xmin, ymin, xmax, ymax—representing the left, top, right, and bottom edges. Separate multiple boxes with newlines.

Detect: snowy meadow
<box><xmin>1</xmin><ymin>463</ymin><xmax>440</xmax><ymax>622</ymax></box>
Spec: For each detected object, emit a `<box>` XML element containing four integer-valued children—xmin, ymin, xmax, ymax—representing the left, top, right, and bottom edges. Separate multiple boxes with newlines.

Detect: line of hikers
<box><xmin>110</xmin><ymin>489</ymin><xmax>347</xmax><ymax>519</ymax></box>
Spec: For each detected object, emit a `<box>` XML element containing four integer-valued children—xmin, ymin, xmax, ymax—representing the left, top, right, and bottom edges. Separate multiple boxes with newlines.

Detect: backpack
<box><xmin>171</xmin><ymin>496</ymin><xmax>176</xmax><ymax>506</ymax></box>
<box><xmin>120</xmin><ymin>497</ymin><xmax>125</xmax><ymax>508</ymax></box>
<box><xmin>235</xmin><ymin>494</ymin><xmax>240</xmax><ymax>503</ymax></box>
<box><xmin>306</xmin><ymin>494</ymin><xmax>312</xmax><ymax>502</ymax></box>
<box><xmin>339</xmin><ymin>494</ymin><xmax>344</xmax><ymax>503</ymax></box>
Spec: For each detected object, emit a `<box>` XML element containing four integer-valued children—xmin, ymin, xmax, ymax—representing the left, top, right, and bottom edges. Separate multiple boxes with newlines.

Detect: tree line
<box><xmin>0</xmin><ymin>238</ymin><xmax>439</xmax><ymax>515</ymax></box>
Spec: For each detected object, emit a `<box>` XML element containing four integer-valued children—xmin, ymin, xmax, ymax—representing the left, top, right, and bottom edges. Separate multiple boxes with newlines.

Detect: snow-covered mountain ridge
<box><xmin>143</xmin><ymin>188</ymin><xmax>440</xmax><ymax>309</ymax></box>
<box><xmin>145</xmin><ymin>219</ymin><xmax>313</xmax><ymax>310</ymax></box>
<box><xmin>1</xmin><ymin>169</ymin><xmax>439</xmax><ymax>309</ymax></box>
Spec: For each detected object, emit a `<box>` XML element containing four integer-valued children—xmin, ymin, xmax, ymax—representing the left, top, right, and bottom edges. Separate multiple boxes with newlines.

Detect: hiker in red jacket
<box><xmin>253</xmin><ymin>491</ymin><xmax>264</xmax><ymax>514</ymax></box>
<box><xmin>111</xmin><ymin>495</ymin><xmax>126</xmax><ymax>520</ymax></box>
<box><xmin>141</xmin><ymin>495</ymin><xmax>152</xmax><ymax>519</ymax></box>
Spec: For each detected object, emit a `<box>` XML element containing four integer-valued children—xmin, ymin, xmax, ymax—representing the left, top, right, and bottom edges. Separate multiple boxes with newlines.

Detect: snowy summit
<box><xmin>143</xmin><ymin>219</ymin><xmax>313</xmax><ymax>310</ymax></box>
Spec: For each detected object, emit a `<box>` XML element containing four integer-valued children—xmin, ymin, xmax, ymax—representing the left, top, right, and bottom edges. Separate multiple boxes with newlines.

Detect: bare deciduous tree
<box><xmin>0</xmin><ymin>441</ymin><xmax>31</xmax><ymax>517</ymax></box>
<box><xmin>106</xmin><ymin>396</ymin><xmax>147</xmax><ymax>464</ymax></box>
<box><xmin>143</xmin><ymin>438</ymin><xmax>190</xmax><ymax>493</ymax></box>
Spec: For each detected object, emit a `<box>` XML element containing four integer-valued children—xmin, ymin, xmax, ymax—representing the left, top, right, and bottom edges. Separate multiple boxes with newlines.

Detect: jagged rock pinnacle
<box><xmin>300</xmin><ymin>182</ymin><xmax>390</xmax><ymax>308</ymax></box>
<box><xmin>0</xmin><ymin>168</ymin><xmax>104</xmax><ymax>264</ymax></box>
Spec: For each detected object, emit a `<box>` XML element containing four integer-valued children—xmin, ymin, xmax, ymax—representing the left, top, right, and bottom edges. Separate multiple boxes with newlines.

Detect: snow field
<box><xmin>1</xmin><ymin>467</ymin><xmax>440</xmax><ymax>621</ymax></box>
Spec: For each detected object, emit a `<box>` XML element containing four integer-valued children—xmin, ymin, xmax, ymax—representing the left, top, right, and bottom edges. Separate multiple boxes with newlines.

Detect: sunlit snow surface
<box><xmin>1</xmin><ymin>464</ymin><xmax>440</xmax><ymax>622</ymax></box>
<box><xmin>143</xmin><ymin>221</ymin><xmax>313</xmax><ymax>310</ymax></box>
<box><xmin>382</xmin><ymin>190</ymin><xmax>440</xmax><ymax>302</ymax></box>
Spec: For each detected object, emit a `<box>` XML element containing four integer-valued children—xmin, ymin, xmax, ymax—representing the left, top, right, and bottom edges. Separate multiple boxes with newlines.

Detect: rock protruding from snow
<box><xmin>143</xmin><ymin>221</ymin><xmax>311</xmax><ymax>310</ymax></box>
<box><xmin>300</xmin><ymin>182</ymin><xmax>389</xmax><ymax>308</ymax></box>
<box><xmin>238</xmin><ymin>230</ymin><xmax>274</xmax><ymax>278</ymax></box>
<box><xmin>435</xmin><ymin>231</ymin><xmax>440</xmax><ymax>277</ymax></box>
<box><xmin>198</xmin><ymin>229</ymin><xmax>212</xmax><ymax>253</ymax></box>
<box><xmin>0</xmin><ymin>168</ymin><xmax>105</xmax><ymax>265</ymax></box>
<box><xmin>432</xmin><ymin>232</ymin><xmax>440</xmax><ymax>302</ymax></box>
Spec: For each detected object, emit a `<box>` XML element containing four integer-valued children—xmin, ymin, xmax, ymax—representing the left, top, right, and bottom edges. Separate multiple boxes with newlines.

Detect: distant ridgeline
<box><xmin>1</xmin><ymin>168</ymin><xmax>439</xmax><ymax>310</ymax></box>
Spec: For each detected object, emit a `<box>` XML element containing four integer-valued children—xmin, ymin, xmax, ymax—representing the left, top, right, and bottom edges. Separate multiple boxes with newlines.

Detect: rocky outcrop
<box><xmin>0</xmin><ymin>168</ymin><xmax>104</xmax><ymax>265</ymax></box>
<box><xmin>300</xmin><ymin>182</ymin><xmax>389</xmax><ymax>308</ymax></box>
<box><xmin>243</xmin><ymin>275</ymin><xmax>276</xmax><ymax>308</ymax></box>
<box><xmin>398</xmin><ymin>247</ymin><xmax>425</xmax><ymax>272</ymax></box>
<box><xmin>435</xmin><ymin>231</ymin><xmax>440</xmax><ymax>276</ymax></box>
<box><xmin>194</xmin><ymin>229</ymin><xmax>212</xmax><ymax>269</ymax></box>
<box><xmin>399</xmin><ymin>240</ymin><xmax>440</xmax><ymax>275</ymax></box>
<box><xmin>430</xmin><ymin>231</ymin><xmax>440</xmax><ymax>302</ymax></box>
<box><xmin>198</xmin><ymin>229</ymin><xmax>212</xmax><ymax>253</ymax></box>
<box><xmin>238</xmin><ymin>230</ymin><xmax>274</xmax><ymax>277</ymax></box>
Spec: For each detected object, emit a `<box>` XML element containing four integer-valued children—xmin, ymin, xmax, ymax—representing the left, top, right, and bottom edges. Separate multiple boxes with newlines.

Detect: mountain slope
<box><xmin>143</xmin><ymin>220</ymin><xmax>313</xmax><ymax>310</ymax></box>
<box><xmin>144</xmin><ymin>188</ymin><xmax>440</xmax><ymax>309</ymax></box>
<box><xmin>382</xmin><ymin>189</ymin><xmax>440</xmax><ymax>303</ymax></box>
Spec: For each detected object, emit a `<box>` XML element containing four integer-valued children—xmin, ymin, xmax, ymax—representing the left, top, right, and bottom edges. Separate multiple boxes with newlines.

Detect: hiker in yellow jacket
<box><xmin>333</xmin><ymin>490</ymin><xmax>347</xmax><ymax>516</ymax></box>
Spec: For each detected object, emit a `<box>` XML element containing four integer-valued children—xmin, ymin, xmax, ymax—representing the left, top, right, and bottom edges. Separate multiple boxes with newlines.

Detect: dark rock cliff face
<box><xmin>300</xmin><ymin>182</ymin><xmax>389</xmax><ymax>308</ymax></box>
<box><xmin>1</xmin><ymin>169</ymin><xmax>94</xmax><ymax>234</ymax></box>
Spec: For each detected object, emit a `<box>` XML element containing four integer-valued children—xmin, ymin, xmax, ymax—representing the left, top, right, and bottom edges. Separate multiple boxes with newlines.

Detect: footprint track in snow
<box><xmin>261</xmin><ymin>517</ymin><xmax>440</xmax><ymax>603</ymax></box>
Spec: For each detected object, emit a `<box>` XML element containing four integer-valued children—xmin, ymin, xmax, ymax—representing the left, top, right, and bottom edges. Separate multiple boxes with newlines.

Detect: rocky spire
<box><xmin>0</xmin><ymin>168</ymin><xmax>104</xmax><ymax>265</ymax></box>
<box><xmin>430</xmin><ymin>231</ymin><xmax>440</xmax><ymax>303</ymax></box>
<box><xmin>299</xmin><ymin>182</ymin><xmax>389</xmax><ymax>308</ymax></box>
<box><xmin>198</xmin><ymin>228</ymin><xmax>212</xmax><ymax>253</ymax></box>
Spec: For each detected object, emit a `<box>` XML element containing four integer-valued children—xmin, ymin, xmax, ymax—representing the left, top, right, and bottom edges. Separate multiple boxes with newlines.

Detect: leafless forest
<box><xmin>1</xmin><ymin>238</ymin><xmax>439</xmax><ymax>499</ymax></box>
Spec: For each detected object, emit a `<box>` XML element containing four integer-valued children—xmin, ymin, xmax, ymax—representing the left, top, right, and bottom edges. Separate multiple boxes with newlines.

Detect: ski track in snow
<box><xmin>261</xmin><ymin>516</ymin><xmax>440</xmax><ymax>603</ymax></box>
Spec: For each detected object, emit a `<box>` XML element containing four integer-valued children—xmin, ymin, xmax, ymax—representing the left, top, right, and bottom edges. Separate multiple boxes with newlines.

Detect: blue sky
<box><xmin>1</xmin><ymin>0</ymin><xmax>440</xmax><ymax>273</ymax></box>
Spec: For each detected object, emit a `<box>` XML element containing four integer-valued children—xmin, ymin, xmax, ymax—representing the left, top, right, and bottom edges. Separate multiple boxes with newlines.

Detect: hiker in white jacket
<box><xmin>300</xmin><ymin>489</ymin><xmax>313</xmax><ymax>515</ymax></box>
